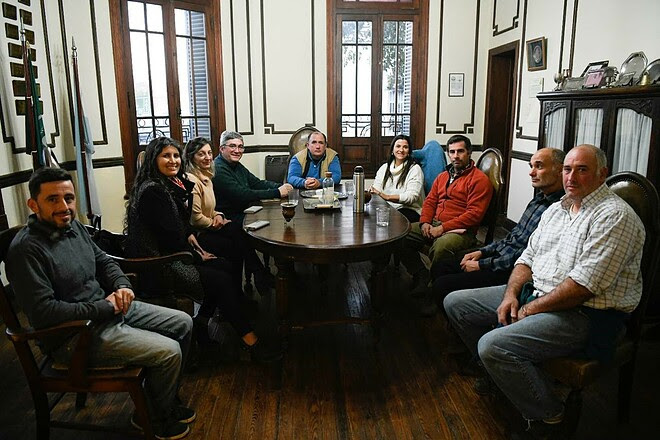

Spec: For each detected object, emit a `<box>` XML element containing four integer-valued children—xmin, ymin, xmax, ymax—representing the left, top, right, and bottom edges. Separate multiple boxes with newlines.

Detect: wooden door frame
<box><xmin>110</xmin><ymin>0</ymin><xmax>225</xmax><ymax>194</ymax></box>
<box><xmin>483</xmin><ymin>40</ymin><xmax>518</xmax><ymax>216</ymax></box>
<box><xmin>326</xmin><ymin>0</ymin><xmax>428</xmax><ymax>177</ymax></box>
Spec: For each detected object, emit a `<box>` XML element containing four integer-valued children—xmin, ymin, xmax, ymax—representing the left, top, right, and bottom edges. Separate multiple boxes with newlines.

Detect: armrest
<box><xmin>112</xmin><ymin>251</ymin><xmax>194</xmax><ymax>272</ymax></box>
<box><xmin>5</xmin><ymin>319</ymin><xmax>92</xmax><ymax>343</ymax></box>
<box><xmin>6</xmin><ymin>319</ymin><xmax>94</xmax><ymax>387</ymax></box>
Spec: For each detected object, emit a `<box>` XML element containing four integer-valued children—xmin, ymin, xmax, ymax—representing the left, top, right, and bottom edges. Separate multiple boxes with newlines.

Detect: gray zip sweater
<box><xmin>6</xmin><ymin>216</ymin><xmax>129</xmax><ymax>353</ymax></box>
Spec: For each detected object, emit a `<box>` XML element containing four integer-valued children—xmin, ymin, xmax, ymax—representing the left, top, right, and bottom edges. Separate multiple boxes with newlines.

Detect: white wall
<box><xmin>489</xmin><ymin>0</ymin><xmax>660</xmax><ymax>221</ymax></box>
<box><xmin>2</xmin><ymin>0</ymin><xmax>659</xmax><ymax>231</ymax></box>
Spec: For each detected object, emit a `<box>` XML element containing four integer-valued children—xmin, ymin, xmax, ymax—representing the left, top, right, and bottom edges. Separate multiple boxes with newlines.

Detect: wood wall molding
<box><xmin>229</xmin><ymin>0</ymin><xmax>254</xmax><ymax>135</ymax></box>
<box><xmin>492</xmin><ymin>0</ymin><xmax>520</xmax><ymax>36</ymax></box>
<box><xmin>511</xmin><ymin>150</ymin><xmax>532</xmax><ymax>162</ymax></box>
<box><xmin>259</xmin><ymin>0</ymin><xmax>316</xmax><ymax>135</ymax></box>
<box><xmin>514</xmin><ymin>0</ymin><xmax>573</xmax><ymax>141</ymax></box>
<box><xmin>58</xmin><ymin>0</ymin><xmax>108</xmax><ymax>145</ymax></box>
<box><xmin>0</xmin><ymin>157</ymin><xmax>125</xmax><ymax>189</ymax></box>
<box><xmin>0</xmin><ymin>0</ymin><xmax>60</xmax><ymax>153</ymax></box>
<box><xmin>435</xmin><ymin>0</ymin><xmax>481</xmax><ymax>135</ymax></box>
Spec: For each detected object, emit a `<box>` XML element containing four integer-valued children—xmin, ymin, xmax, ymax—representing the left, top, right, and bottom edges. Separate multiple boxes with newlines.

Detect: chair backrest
<box><xmin>475</xmin><ymin>147</ymin><xmax>505</xmax><ymax>244</ymax></box>
<box><xmin>288</xmin><ymin>126</ymin><xmax>317</xmax><ymax>157</ymax></box>
<box><xmin>0</xmin><ymin>226</ymin><xmax>24</xmax><ymax>330</ymax></box>
<box><xmin>410</xmin><ymin>140</ymin><xmax>447</xmax><ymax>195</ymax></box>
<box><xmin>136</xmin><ymin>150</ymin><xmax>146</xmax><ymax>171</ymax></box>
<box><xmin>606</xmin><ymin>171</ymin><xmax>660</xmax><ymax>338</ymax></box>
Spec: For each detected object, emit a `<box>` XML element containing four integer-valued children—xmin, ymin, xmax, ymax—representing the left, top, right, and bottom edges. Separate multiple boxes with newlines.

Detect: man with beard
<box><xmin>399</xmin><ymin>134</ymin><xmax>493</xmax><ymax>296</ymax></box>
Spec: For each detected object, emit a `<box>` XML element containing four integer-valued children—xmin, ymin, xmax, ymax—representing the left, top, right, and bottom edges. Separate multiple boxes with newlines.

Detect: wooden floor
<box><xmin>1</xmin><ymin>259</ymin><xmax>659</xmax><ymax>440</ymax></box>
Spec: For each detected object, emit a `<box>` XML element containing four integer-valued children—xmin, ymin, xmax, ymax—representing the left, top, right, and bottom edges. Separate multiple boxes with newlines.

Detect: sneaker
<box><xmin>131</xmin><ymin>414</ymin><xmax>190</xmax><ymax>440</ymax></box>
<box><xmin>509</xmin><ymin>418</ymin><xmax>564</xmax><ymax>440</ymax></box>
<box><xmin>172</xmin><ymin>405</ymin><xmax>196</xmax><ymax>424</ymax></box>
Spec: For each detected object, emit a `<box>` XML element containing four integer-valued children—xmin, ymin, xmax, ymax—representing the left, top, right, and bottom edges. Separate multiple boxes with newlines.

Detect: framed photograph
<box><xmin>526</xmin><ymin>37</ymin><xmax>547</xmax><ymax>71</ymax></box>
<box><xmin>448</xmin><ymin>73</ymin><xmax>464</xmax><ymax>97</ymax></box>
<box><xmin>583</xmin><ymin>69</ymin><xmax>606</xmax><ymax>88</ymax></box>
<box><xmin>580</xmin><ymin>60</ymin><xmax>609</xmax><ymax>77</ymax></box>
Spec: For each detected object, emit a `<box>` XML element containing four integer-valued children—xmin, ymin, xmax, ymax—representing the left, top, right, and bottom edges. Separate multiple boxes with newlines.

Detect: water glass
<box><xmin>376</xmin><ymin>207</ymin><xmax>390</xmax><ymax>227</ymax></box>
<box><xmin>344</xmin><ymin>181</ymin><xmax>355</xmax><ymax>195</ymax></box>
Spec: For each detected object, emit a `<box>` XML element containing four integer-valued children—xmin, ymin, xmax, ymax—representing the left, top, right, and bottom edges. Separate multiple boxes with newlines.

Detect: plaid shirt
<box><xmin>478</xmin><ymin>189</ymin><xmax>564</xmax><ymax>272</ymax></box>
<box><xmin>516</xmin><ymin>184</ymin><xmax>645</xmax><ymax>312</ymax></box>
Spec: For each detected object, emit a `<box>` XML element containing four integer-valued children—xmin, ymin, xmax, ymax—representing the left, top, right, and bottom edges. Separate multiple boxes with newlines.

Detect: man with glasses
<box><xmin>212</xmin><ymin>131</ymin><xmax>293</xmax><ymax>221</ymax></box>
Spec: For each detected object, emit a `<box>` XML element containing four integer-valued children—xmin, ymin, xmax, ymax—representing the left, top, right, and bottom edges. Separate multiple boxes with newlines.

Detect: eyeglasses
<box><xmin>224</xmin><ymin>144</ymin><xmax>245</xmax><ymax>151</ymax></box>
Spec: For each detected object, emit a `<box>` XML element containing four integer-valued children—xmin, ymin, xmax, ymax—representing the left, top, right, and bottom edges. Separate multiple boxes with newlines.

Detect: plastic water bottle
<box><xmin>322</xmin><ymin>171</ymin><xmax>334</xmax><ymax>205</ymax></box>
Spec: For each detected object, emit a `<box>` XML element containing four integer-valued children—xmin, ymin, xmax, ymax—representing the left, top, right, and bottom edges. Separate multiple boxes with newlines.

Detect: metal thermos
<box><xmin>353</xmin><ymin>166</ymin><xmax>365</xmax><ymax>213</ymax></box>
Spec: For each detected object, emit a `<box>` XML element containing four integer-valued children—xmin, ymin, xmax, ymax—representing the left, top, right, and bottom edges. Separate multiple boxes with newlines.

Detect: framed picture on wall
<box><xmin>526</xmin><ymin>37</ymin><xmax>547</xmax><ymax>71</ymax></box>
<box><xmin>448</xmin><ymin>73</ymin><xmax>464</xmax><ymax>97</ymax></box>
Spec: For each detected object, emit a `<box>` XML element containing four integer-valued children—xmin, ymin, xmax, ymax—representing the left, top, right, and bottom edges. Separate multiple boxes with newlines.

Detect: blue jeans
<box><xmin>53</xmin><ymin>301</ymin><xmax>193</xmax><ymax>422</ymax></box>
<box><xmin>443</xmin><ymin>285</ymin><xmax>590</xmax><ymax>420</ymax></box>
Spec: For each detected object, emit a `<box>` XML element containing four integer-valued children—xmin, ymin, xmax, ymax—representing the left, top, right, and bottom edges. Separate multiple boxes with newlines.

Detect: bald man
<box><xmin>419</xmin><ymin>148</ymin><xmax>565</xmax><ymax>316</ymax></box>
<box><xmin>444</xmin><ymin>145</ymin><xmax>645</xmax><ymax>437</ymax></box>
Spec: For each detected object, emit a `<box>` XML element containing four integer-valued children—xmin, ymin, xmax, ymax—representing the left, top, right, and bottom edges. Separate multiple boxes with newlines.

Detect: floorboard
<box><xmin>1</xmin><ymin>254</ymin><xmax>659</xmax><ymax>439</ymax></box>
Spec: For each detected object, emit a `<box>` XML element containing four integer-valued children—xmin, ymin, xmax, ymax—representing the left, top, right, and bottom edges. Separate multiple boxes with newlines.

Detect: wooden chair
<box><xmin>475</xmin><ymin>147</ymin><xmax>504</xmax><ymax>245</ymax></box>
<box><xmin>542</xmin><ymin>171</ymin><xmax>660</xmax><ymax>434</ymax></box>
<box><xmin>0</xmin><ymin>226</ymin><xmax>155</xmax><ymax>439</ymax></box>
<box><xmin>288</xmin><ymin>125</ymin><xmax>318</xmax><ymax>158</ymax></box>
<box><xmin>84</xmin><ymin>226</ymin><xmax>197</xmax><ymax>316</ymax></box>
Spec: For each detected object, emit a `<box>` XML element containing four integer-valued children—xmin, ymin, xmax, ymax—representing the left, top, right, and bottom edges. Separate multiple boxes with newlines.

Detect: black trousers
<box><xmin>431</xmin><ymin>255</ymin><xmax>511</xmax><ymax>302</ymax></box>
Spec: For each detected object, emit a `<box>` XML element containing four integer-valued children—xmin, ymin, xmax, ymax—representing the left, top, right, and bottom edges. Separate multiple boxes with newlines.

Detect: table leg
<box><xmin>370</xmin><ymin>258</ymin><xmax>388</xmax><ymax>343</ymax></box>
<box><xmin>274</xmin><ymin>258</ymin><xmax>292</xmax><ymax>334</ymax></box>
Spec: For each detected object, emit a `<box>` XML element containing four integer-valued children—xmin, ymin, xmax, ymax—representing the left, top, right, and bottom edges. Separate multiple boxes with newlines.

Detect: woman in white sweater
<box><xmin>369</xmin><ymin>134</ymin><xmax>425</xmax><ymax>223</ymax></box>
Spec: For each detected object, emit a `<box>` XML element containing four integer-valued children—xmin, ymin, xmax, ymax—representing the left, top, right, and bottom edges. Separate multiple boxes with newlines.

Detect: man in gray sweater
<box><xmin>6</xmin><ymin>167</ymin><xmax>195</xmax><ymax>440</ymax></box>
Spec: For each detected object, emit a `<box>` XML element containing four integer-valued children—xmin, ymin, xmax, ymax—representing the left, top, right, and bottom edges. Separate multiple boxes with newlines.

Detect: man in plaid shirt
<box><xmin>418</xmin><ymin>148</ymin><xmax>565</xmax><ymax>316</ymax></box>
<box><xmin>444</xmin><ymin>145</ymin><xmax>645</xmax><ymax>438</ymax></box>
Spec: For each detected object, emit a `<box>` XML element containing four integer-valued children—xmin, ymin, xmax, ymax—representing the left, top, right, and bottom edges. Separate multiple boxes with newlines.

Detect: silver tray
<box><xmin>620</xmin><ymin>51</ymin><xmax>647</xmax><ymax>83</ymax></box>
<box><xmin>300</xmin><ymin>190</ymin><xmax>348</xmax><ymax>199</ymax></box>
<box><xmin>642</xmin><ymin>58</ymin><xmax>660</xmax><ymax>85</ymax></box>
<box><xmin>302</xmin><ymin>198</ymin><xmax>341</xmax><ymax>210</ymax></box>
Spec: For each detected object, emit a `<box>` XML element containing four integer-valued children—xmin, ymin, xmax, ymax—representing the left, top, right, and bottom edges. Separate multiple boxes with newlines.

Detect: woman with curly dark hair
<box><xmin>125</xmin><ymin>136</ymin><xmax>279</xmax><ymax>362</ymax></box>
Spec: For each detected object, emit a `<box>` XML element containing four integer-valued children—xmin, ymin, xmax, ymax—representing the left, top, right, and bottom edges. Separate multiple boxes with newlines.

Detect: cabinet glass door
<box><xmin>573</xmin><ymin>108</ymin><xmax>603</xmax><ymax>147</ymax></box>
<box><xmin>612</xmin><ymin>108</ymin><xmax>652</xmax><ymax>175</ymax></box>
<box><xmin>544</xmin><ymin>108</ymin><xmax>566</xmax><ymax>149</ymax></box>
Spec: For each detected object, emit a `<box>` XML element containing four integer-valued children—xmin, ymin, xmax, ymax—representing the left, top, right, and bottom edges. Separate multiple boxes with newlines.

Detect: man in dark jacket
<box><xmin>6</xmin><ymin>167</ymin><xmax>195</xmax><ymax>440</ymax></box>
<box><xmin>212</xmin><ymin>131</ymin><xmax>293</xmax><ymax>221</ymax></box>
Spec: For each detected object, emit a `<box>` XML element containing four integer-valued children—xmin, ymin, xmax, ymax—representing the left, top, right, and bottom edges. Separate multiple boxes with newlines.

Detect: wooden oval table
<box><xmin>244</xmin><ymin>193</ymin><xmax>410</xmax><ymax>335</ymax></box>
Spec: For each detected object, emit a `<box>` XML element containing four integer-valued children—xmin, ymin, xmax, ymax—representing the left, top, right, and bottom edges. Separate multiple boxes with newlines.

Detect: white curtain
<box><xmin>612</xmin><ymin>108</ymin><xmax>652</xmax><ymax>175</ymax></box>
<box><xmin>544</xmin><ymin>108</ymin><xmax>566</xmax><ymax>149</ymax></box>
<box><xmin>574</xmin><ymin>108</ymin><xmax>603</xmax><ymax>147</ymax></box>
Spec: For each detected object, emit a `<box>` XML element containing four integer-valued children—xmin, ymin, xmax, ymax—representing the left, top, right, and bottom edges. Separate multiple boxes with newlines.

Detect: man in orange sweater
<box><xmin>401</xmin><ymin>135</ymin><xmax>493</xmax><ymax>296</ymax></box>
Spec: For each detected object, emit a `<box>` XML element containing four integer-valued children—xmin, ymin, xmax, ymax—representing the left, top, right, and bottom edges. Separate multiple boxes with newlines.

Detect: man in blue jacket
<box><xmin>287</xmin><ymin>130</ymin><xmax>341</xmax><ymax>189</ymax></box>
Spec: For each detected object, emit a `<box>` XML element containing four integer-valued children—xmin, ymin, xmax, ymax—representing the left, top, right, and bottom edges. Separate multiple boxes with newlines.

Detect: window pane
<box><xmin>342</xmin><ymin>46</ymin><xmax>356</xmax><ymax>114</ymax></box>
<box><xmin>137</xmin><ymin>117</ymin><xmax>170</xmax><ymax>144</ymax></box>
<box><xmin>383</xmin><ymin>21</ymin><xmax>396</xmax><ymax>43</ymax></box>
<box><xmin>342</xmin><ymin>21</ymin><xmax>356</xmax><ymax>44</ymax></box>
<box><xmin>177</xmin><ymin>37</ymin><xmax>210</xmax><ymax>118</ymax></box>
<box><xmin>191</xmin><ymin>11</ymin><xmax>205</xmax><ymax>37</ymax></box>
<box><xmin>127</xmin><ymin>2</ymin><xmax>145</xmax><ymax>31</ymax></box>
<box><xmin>398</xmin><ymin>21</ymin><xmax>413</xmax><ymax>43</ymax></box>
<box><xmin>146</xmin><ymin>3</ymin><xmax>162</xmax><ymax>32</ymax></box>
<box><xmin>357</xmin><ymin>115</ymin><xmax>370</xmax><ymax>137</ymax></box>
<box><xmin>357</xmin><ymin>21</ymin><xmax>372</xmax><ymax>44</ymax></box>
<box><xmin>130</xmin><ymin>32</ymin><xmax>151</xmax><ymax>117</ymax></box>
<box><xmin>382</xmin><ymin>45</ymin><xmax>395</xmax><ymax>113</ymax></box>
<box><xmin>342</xmin><ymin>115</ymin><xmax>356</xmax><ymax>137</ymax></box>
<box><xmin>356</xmin><ymin>46</ymin><xmax>371</xmax><ymax>114</ymax></box>
<box><xmin>181</xmin><ymin>117</ymin><xmax>211</xmax><ymax>142</ymax></box>
<box><xmin>148</xmin><ymin>33</ymin><xmax>168</xmax><ymax>116</ymax></box>
<box><xmin>175</xmin><ymin>9</ymin><xmax>190</xmax><ymax>36</ymax></box>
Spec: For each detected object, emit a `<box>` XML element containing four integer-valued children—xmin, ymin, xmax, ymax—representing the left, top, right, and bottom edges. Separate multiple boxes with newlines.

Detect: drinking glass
<box><xmin>376</xmin><ymin>207</ymin><xmax>390</xmax><ymax>227</ymax></box>
<box><xmin>344</xmin><ymin>181</ymin><xmax>355</xmax><ymax>196</ymax></box>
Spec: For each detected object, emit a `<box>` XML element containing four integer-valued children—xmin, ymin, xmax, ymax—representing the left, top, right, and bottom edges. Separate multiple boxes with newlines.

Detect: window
<box><xmin>328</xmin><ymin>0</ymin><xmax>428</xmax><ymax>177</ymax></box>
<box><xmin>111</xmin><ymin>0</ymin><xmax>224</xmax><ymax>189</ymax></box>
